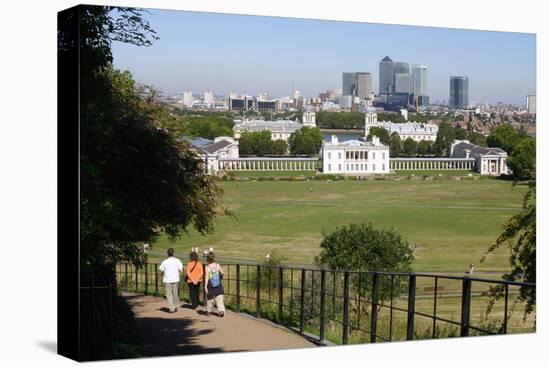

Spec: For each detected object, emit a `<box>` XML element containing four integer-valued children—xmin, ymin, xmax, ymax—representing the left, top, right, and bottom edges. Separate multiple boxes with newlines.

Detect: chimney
<box><xmin>465</xmin><ymin>149</ymin><xmax>471</xmax><ymax>158</ymax></box>
<box><xmin>372</xmin><ymin>135</ymin><xmax>380</xmax><ymax>146</ymax></box>
<box><xmin>331</xmin><ymin>134</ymin><xmax>339</xmax><ymax>144</ymax></box>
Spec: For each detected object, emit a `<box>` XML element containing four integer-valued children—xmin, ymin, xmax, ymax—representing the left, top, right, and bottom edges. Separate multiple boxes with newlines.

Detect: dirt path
<box><xmin>123</xmin><ymin>292</ymin><xmax>316</xmax><ymax>357</ymax></box>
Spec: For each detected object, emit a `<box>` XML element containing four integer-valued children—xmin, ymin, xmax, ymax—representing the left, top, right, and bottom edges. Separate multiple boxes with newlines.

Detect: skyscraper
<box><xmin>449</xmin><ymin>77</ymin><xmax>469</xmax><ymax>109</ymax></box>
<box><xmin>356</xmin><ymin>72</ymin><xmax>373</xmax><ymax>99</ymax></box>
<box><xmin>342</xmin><ymin>72</ymin><xmax>372</xmax><ymax>99</ymax></box>
<box><xmin>394</xmin><ymin>73</ymin><xmax>411</xmax><ymax>94</ymax></box>
<box><xmin>379</xmin><ymin>56</ymin><xmax>394</xmax><ymax>94</ymax></box>
<box><xmin>183</xmin><ymin>90</ymin><xmax>193</xmax><ymax>108</ymax></box>
<box><xmin>412</xmin><ymin>65</ymin><xmax>428</xmax><ymax>97</ymax></box>
<box><xmin>342</xmin><ymin>72</ymin><xmax>356</xmax><ymax>96</ymax></box>
<box><xmin>526</xmin><ymin>95</ymin><xmax>536</xmax><ymax>114</ymax></box>
<box><xmin>393</xmin><ymin>62</ymin><xmax>410</xmax><ymax>85</ymax></box>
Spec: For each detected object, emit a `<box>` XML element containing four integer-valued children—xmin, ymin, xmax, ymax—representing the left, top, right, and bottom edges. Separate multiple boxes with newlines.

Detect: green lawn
<box><xmin>149</xmin><ymin>180</ymin><xmax>527</xmax><ymax>273</ymax></box>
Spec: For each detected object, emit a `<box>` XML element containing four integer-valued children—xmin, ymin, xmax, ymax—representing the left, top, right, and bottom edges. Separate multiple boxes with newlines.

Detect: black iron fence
<box><xmin>116</xmin><ymin>262</ymin><xmax>535</xmax><ymax>345</ymax></box>
<box><xmin>80</xmin><ymin>268</ymin><xmax>118</xmax><ymax>360</ymax></box>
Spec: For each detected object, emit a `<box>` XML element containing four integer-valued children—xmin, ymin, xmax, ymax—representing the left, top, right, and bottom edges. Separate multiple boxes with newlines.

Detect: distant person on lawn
<box><xmin>159</xmin><ymin>248</ymin><xmax>183</xmax><ymax>313</ymax></box>
<box><xmin>205</xmin><ymin>251</ymin><xmax>226</xmax><ymax>317</ymax></box>
<box><xmin>186</xmin><ymin>248</ymin><xmax>204</xmax><ymax>309</ymax></box>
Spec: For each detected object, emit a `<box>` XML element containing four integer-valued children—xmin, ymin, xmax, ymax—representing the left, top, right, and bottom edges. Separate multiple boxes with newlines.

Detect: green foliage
<box><xmin>288</xmin><ymin>126</ymin><xmax>322</xmax><ymax>156</ymax></box>
<box><xmin>105</xmin><ymin>297</ymin><xmax>141</xmax><ymax>359</ymax></box>
<box><xmin>455</xmin><ymin>128</ymin><xmax>468</xmax><ymax>140</ymax></box>
<box><xmin>507</xmin><ymin>138</ymin><xmax>536</xmax><ymax>180</ymax></box>
<box><xmin>367</xmin><ymin>127</ymin><xmax>391</xmax><ymax>145</ymax></box>
<box><xmin>403</xmin><ymin>138</ymin><xmax>418</xmax><ymax>157</ymax></box>
<box><xmin>417</xmin><ymin>140</ymin><xmax>433</xmax><ymax>156</ymax></box>
<box><xmin>378</xmin><ymin>112</ymin><xmax>406</xmax><ymax>123</ymax></box>
<box><xmin>62</xmin><ymin>6</ymin><xmax>223</xmax><ymax>268</ymax></box>
<box><xmin>180</xmin><ymin>115</ymin><xmax>233</xmax><ymax>140</ymax></box>
<box><xmin>483</xmin><ymin>182</ymin><xmax>536</xmax><ymax>315</ymax></box>
<box><xmin>434</xmin><ymin>122</ymin><xmax>456</xmax><ymax>157</ymax></box>
<box><xmin>238</xmin><ymin>131</ymin><xmax>288</xmax><ymax>156</ymax></box>
<box><xmin>389</xmin><ymin>132</ymin><xmax>402</xmax><ymax>157</ymax></box>
<box><xmin>487</xmin><ymin>124</ymin><xmax>526</xmax><ymax>154</ymax></box>
<box><xmin>316</xmin><ymin>112</ymin><xmax>364</xmax><ymax>129</ymax></box>
<box><xmin>467</xmin><ymin>131</ymin><xmax>487</xmax><ymax>147</ymax></box>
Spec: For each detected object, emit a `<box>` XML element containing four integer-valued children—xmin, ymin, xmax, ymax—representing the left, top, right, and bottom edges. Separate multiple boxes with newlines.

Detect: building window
<box><xmin>328</xmin><ymin>164</ymin><xmax>331</xmax><ymax>171</ymax></box>
<box><xmin>338</xmin><ymin>152</ymin><xmax>342</xmax><ymax>159</ymax></box>
<box><xmin>355</xmin><ymin>164</ymin><xmax>359</xmax><ymax>170</ymax></box>
<box><xmin>346</xmin><ymin>164</ymin><xmax>349</xmax><ymax>170</ymax></box>
<box><xmin>338</xmin><ymin>164</ymin><xmax>342</xmax><ymax>171</ymax></box>
<box><xmin>373</xmin><ymin>152</ymin><xmax>376</xmax><ymax>160</ymax></box>
<box><xmin>328</xmin><ymin>152</ymin><xmax>331</xmax><ymax>159</ymax></box>
<box><xmin>382</xmin><ymin>164</ymin><xmax>385</xmax><ymax>171</ymax></box>
<box><xmin>373</xmin><ymin>164</ymin><xmax>376</xmax><ymax>171</ymax></box>
<box><xmin>382</xmin><ymin>152</ymin><xmax>386</xmax><ymax>159</ymax></box>
<box><xmin>365</xmin><ymin>152</ymin><xmax>369</xmax><ymax>160</ymax></box>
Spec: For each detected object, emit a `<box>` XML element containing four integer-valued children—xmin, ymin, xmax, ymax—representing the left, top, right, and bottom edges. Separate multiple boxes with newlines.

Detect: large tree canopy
<box><xmin>60</xmin><ymin>6</ymin><xmax>223</xmax><ymax>268</ymax></box>
<box><xmin>288</xmin><ymin>126</ymin><xmax>323</xmax><ymax>156</ymax></box>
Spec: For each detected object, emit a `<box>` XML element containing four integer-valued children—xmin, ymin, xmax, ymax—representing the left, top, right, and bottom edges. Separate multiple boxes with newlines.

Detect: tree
<box><xmin>367</xmin><ymin>127</ymin><xmax>391</xmax><ymax>145</ymax></box>
<box><xmin>467</xmin><ymin>131</ymin><xmax>487</xmax><ymax>147</ymax></box>
<box><xmin>271</xmin><ymin>139</ymin><xmax>289</xmax><ymax>156</ymax></box>
<box><xmin>61</xmin><ymin>6</ymin><xmax>223</xmax><ymax>268</ymax></box>
<box><xmin>417</xmin><ymin>140</ymin><xmax>433</xmax><ymax>156</ymax></box>
<box><xmin>434</xmin><ymin>122</ymin><xmax>456</xmax><ymax>157</ymax></box>
<box><xmin>238</xmin><ymin>131</ymin><xmax>288</xmax><ymax>156</ymax></box>
<box><xmin>454</xmin><ymin>127</ymin><xmax>468</xmax><ymax>140</ymax></box>
<box><xmin>182</xmin><ymin>116</ymin><xmax>233</xmax><ymax>139</ymax></box>
<box><xmin>389</xmin><ymin>132</ymin><xmax>402</xmax><ymax>157</ymax></box>
<box><xmin>315</xmin><ymin>223</ymin><xmax>414</xmax><ymax>301</ymax></box>
<box><xmin>487</xmin><ymin>124</ymin><xmax>525</xmax><ymax>154</ymax></box>
<box><xmin>482</xmin><ymin>182</ymin><xmax>535</xmax><ymax>315</ymax></box>
<box><xmin>507</xmin><ymin>138</ymin><xmax>536</xmax><ymax>180</ymax></box>
<box><xmin>403</xmin><ymin>138</ymin><xmax>418</xmax><ymax>157</ymax></box>
<box><xmin>316</xmin><ymin>112</ymin><xmax>364</xmax><ymax>129</ymax></box>
<box><xmin>288</xmin><ymin>126</ymin><xmax>322</xmax><ymax>156</ymax></box>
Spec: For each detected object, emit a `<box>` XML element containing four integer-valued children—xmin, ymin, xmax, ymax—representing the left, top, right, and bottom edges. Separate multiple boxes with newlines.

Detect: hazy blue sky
<box><xmin>112</xmin><ymin>9</ymin><xmax>536</xmax><ymax>105</ymax></box>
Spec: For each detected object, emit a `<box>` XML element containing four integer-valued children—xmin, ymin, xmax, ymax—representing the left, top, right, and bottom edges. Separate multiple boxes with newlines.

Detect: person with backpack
<box><xmin>185</xmin><ymin>247</ymin><xmax>204</xmax><ymax>309</ymax></box>
<box><xmin>204</xmin><ymin>251</ymin><xmax>225</xmax><ymax>317</ymax></box>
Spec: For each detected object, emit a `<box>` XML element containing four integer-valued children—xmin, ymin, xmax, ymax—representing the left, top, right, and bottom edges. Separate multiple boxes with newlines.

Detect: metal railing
<box><xmin>115</xmin><ymin>262</ymin><xmax>535</xmax><ymax>345</ymax></box>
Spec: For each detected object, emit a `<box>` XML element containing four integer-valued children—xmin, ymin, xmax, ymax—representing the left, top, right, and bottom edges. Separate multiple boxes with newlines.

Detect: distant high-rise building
<box><xmin>526</xmin><ymin>94</ymin><xmax>536</xmax><ymax>114</ymax></box>
<box><xmin>393</xmin><ymin>62</ymin><xmax>409</xmax><ymax>87</ymax></box>
<box><xmin>183</xmin><ymin>90</ymin><xmax>193</xmax><ymax>108</ymax></box>
<box><xmin>394</xmin><ymin>73</ymin><xmax>411</xmax><ymax>94</ymax></box>
<box><xmin>342</xmin><ymin>72</ymin><xmax>356</xmax><ymax>96</ymax></box>
<box><xmin>412</xmin><ymin>64</ymin><xmax>428</xmax><ymax>97</ymax></box>
<box><xmin>203</xmin><ymin>91</ymin><xmax>214</xmax><ymax>106</ymax></box>
<box><xmin>449</xmin><ymin>77</ymin><xmax>469</xmax><ymax>109</ymax></box>
<box><xmin>356</xmin><ymin>72</ymin><xmax>373</xmax><ymax>99</ymax></box>
<box><xmin>379</xmin><ymin>56</ymin><xmax>394</xmax><ymax>94</ymax></box>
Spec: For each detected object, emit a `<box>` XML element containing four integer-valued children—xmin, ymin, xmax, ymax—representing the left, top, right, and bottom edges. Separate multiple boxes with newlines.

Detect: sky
<box><xmin>111</xmin><ymin>8</ymin><xmax>536</xmax><ymax>105</ymax></box>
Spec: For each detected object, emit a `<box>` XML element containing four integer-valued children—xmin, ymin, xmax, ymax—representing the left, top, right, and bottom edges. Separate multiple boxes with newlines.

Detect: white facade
<box><xmin>526</xmin><ymin>95</ymin><xmax>536</xmax><ymax>114</ymax></box>
<box><xmin>364</xmin><ymin>100</ymin><xmax>437</xmax><ymax>142</ymax></box>
<box><xmin>194</xmin><ymin>137</ymin><xmax>239</xmax><ymax>174</ymax></box>
<box><xmin>322</xmin><ymin>135</ymin><xmax>390</xmax><ymax>175</ymax></box>
<box><xmin>450</xmin><ymin>140</ymin><xmax>508</xmax><ymax>175</ymax></box>
<box><xmin>233</xmin><ymin>119</ymin><xmax>302</xmax><ymax>142</ymax></box>
<box><xmin>302</xmin><ymin>108</ymin><xmax>316</xmax><ymax>127</ymax></box>
<box><xmin>203</xmin><ymin>91</ymin><xmax>214</xmax><ymax>107</ymax></box>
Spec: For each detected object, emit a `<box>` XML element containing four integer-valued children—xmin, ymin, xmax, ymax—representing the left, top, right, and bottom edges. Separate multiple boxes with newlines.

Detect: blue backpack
<box><xmin>210</xmin><ymin>265</ymin><xmax>221</xmax><ymax>287</ymax></box>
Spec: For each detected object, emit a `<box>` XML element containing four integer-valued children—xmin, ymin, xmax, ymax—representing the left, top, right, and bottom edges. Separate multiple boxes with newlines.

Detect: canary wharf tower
<box><xmin>379</xmin><ymin>56</ymin><xmax>394</xmax><ymax>94</ymax></box>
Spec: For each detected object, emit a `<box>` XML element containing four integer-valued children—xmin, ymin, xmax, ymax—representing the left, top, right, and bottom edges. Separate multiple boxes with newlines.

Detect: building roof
<box><xmin>381</xmin><ymin>56</ymin><xmax>393</xmax><ymax>62</ymax></box>
<box><xmin>201</xmin><ymin>139</ymin><xmax>233</xmax><ymax>154</ymax></box>
<box><xmin>377</xmin><ymin>121</ymin><xmax>438</xmax><ymax>134</ymax></box>
<box><xmin>452</xmin><ymin>141</ymin><xmax>507</xmax><ymax>157</ymax></box>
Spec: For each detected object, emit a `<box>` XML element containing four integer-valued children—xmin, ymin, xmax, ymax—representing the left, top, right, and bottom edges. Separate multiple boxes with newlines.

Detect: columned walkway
<box><xmin>219</xmin><ymin>157</ymin><xmax>318</xmax><ymax>171</ymax></box>
<box><xmin>390</xmin><ymin>158</ymin><xmax>475</xmax><ymax>170</ymax></box>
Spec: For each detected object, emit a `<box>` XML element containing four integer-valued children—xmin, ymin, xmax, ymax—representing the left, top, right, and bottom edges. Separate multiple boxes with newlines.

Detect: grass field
<box><xmin>390</xmin><ymin>170</ymin><xmax>480</xmax><ymax>176</ymax></box>
<box><xmin>229</xmin><ymin>170</ymin><xmax>316</xmax><ymax>177</ymax></box>
<box><xmin>148</xmin><ymin>180</ymin><xmax>527</xmax><ymax>273</ymax></box>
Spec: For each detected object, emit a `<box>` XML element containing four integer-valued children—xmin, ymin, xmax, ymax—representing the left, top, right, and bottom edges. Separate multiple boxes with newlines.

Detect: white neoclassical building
<box><xmin>185</xmin><ymin>136</ymin><xmax>239</xmax><ymax>174</ymax></box>
<box><xmin>322</xmin><ymin>135</ymin><xmax>390</xmax><ymax>175</ymax></box>
<box><xmin>364</xmin><ymin>100</ymin><xmax>438</xmax><ymax>142</ymax></box>
<box><xmin>450</xmin><ymin>140</ymin><xmax>509</xmax><ymax>175</ymax></box>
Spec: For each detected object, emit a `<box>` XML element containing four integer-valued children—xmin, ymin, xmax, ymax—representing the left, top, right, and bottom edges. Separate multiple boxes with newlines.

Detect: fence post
<box><xmin>135</xmin><ymin>265</ymin><xmax>138</xmax><ymax>293</ymax></box>
<box><xmin>144</xmin><ymin>264</ymin><xmax>148</xmax><ymax>295</ymax></box>
<box><xmin>460</xmin><ymin>277</ymin><xmax>472</xmax><ymax>337</ymax></box>
<box><xmin>154</xmin><ymin>264</ymin><xmax>158</xmax><ymax>296</ymax></box>
<box><xmin>342</xmin><ymin>271</ymin><xmax>350</xmax><ymax>345</ymax></box>
<box><xmin>406</xmin><ymin>273</ymin><xmax>416</xmax><ymax>341</ymax></box>
<box><xmin>300</xmin><ymin>269</ymin><xmax>306</xmax><ymax>333</ymax></box>
<box><xmin>319</xmin><ymin>269</ymin><xmax>326</xmax><ymax>342</ymax></box>
<box><xmin>236</xmin><ymin>264</ymin><xmax>241</xmax><ymax>312</ymax></box>
<box><xmin>370</xmin><ymin>272</ymin><xmax>379</xmax><ymax>343</ymax></box>
<box><xmin>278</xmin><ymin>267</ymin><xmax>284</xmax><ymax>324</ymax></box>
<box><xmin>124</xmin><ymin>263</ymin><xmax>128</xmax><ymax>291</ymax></box>
<box><xmin>256</xmin><ymin>265</ymin><xmax>261</xmax><ymax>318</ymax></box>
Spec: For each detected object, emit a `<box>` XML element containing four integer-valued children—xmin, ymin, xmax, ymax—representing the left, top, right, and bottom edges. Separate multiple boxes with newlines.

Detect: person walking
<box><xmin>204</xmin><ymin>251</ymin><xmax>225</xmax><ymax>317</ymax></box>
<box><xmin>159</xmin><ymin>248</ymin><xmax>183</xmax><ymax>313</ymax></box>
<box><xmin>186</xmin><ymin>248</ymin><xmax>204</xmax><ymax>309</ymax></box>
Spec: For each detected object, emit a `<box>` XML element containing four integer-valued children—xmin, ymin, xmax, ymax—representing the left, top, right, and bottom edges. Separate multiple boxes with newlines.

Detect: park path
<box><xmin>122</xmin><ymin>292</ymin><xmax>316</xmax><ymax>357</ymax></box>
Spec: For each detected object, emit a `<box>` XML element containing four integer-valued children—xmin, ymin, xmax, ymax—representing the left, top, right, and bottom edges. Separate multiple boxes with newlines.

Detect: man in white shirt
<box><xmin>159</xmin><ymin>248</ymin><xmax>183</xmax><ymax>312</ymax></box>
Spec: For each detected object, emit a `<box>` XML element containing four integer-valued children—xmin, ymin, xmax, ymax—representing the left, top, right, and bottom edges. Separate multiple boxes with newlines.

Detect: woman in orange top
<box><xmin>186</xmin><ymin>250</ymin><xmax>204</xmax><ymax>309</ymax></box>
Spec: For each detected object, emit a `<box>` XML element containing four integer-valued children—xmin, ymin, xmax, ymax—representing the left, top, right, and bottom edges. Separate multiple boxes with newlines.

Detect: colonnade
<box><xmin>390</xmin><ymin>158</ymin><xmax>475</xmax><ymax>170</ymax></box>
<box><xmin>220</xmin><ymin>159</ymin><xmax>318</xmax><ymax>171</ymax></box>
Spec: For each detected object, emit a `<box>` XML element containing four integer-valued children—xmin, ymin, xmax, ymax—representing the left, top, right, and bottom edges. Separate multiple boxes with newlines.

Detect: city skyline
<box><xmin>112</xmin><ymin>9</ymin><xmax>536</xmax><ymax>105</ymax></box>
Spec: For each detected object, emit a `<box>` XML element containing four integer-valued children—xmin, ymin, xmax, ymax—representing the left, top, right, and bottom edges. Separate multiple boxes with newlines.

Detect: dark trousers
<box><xmin>188</xmin><ymin>282</ymin><xmax>201</xmax><ymax>308</ymax></box>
